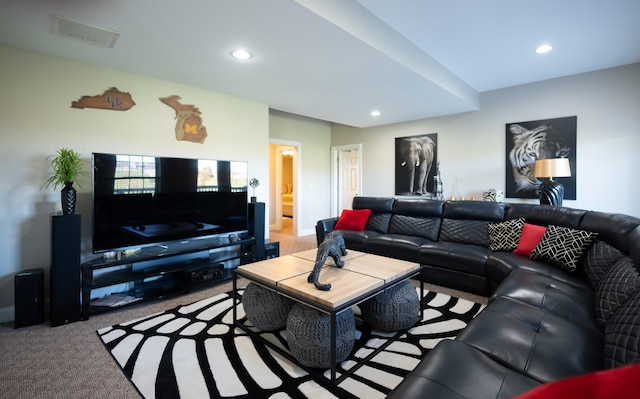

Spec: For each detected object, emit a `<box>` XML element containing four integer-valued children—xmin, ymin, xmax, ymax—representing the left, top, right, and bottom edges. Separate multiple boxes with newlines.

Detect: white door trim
<box><xmin>270</xmin><ymin>138</ymin><xmax>301</xmax><ymax>236</ymax></box>
<box><xmin>331</xmin><ymin>143</ymin><xmax>362</xmax><ymax>217</ymax></box>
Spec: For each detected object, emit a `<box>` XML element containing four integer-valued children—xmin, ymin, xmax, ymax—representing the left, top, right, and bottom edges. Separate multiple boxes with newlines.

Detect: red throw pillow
<box><xmin>513</xmin><ymin>223</ymin><xmax>547</xmax><ymax>256</ymax></box>
<box><xmin>513</xmin><ymin>364</ymin><xmax>640</xmax><ymax>399</ymax></box>
<box><xmin>334</xmin><ymin>209</ymin><xmax>371</xmax><ymax>231</ymax></box>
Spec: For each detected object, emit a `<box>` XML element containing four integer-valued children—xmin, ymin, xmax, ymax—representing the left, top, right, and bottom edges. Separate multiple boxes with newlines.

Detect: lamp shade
<box><xmin>534</xmin><ymin>158</ymin><xmax>571</xmax><ymax>179</ymax></box>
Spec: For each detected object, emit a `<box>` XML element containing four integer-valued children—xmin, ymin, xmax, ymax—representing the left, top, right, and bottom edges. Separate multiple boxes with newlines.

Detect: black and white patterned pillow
<box><xmin>529</xmin><ymin>225</ymin><xmax>598</xmax><ymax>273</ymax></box>
<box><xmin>487</xmin><ymin>217</ymin><xmax>525</xmax><ymax>252</ymax></box>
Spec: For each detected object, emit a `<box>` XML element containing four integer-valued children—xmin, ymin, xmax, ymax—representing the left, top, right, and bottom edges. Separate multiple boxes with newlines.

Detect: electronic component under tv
<box><xmin>92</xmin><ymin>153</ymin><xmax>249</xmax><ymax>254</ymax></box>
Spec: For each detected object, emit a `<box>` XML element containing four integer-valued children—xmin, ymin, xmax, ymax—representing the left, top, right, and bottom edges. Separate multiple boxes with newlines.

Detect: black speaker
<box><xmin>14</xmin><ymin>268</ymin><xmax>44</xmax><ymax>328</ymax></box>
<box><xmin>50</xmin><ymin>214</ymin><xmax>81</xmax><ymax>326</ymax></box>
<box><xmin>248</xmin><ymin>202</ymin><xmax>265</xmax><ymax>261</ymax></box>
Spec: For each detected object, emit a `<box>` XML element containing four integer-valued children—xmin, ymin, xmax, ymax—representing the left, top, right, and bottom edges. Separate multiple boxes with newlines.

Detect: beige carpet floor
<box><xmin>0</xmin><ymin>229</ymin><xmax>486</xmax><ymax>399</ymax></box>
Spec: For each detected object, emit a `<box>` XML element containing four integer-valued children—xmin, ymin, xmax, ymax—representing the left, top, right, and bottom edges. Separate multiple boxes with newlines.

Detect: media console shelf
<box><xmin>81</xmin><ymin>235</ymin><xmax>254</xmax><ymax>319</ymax></box>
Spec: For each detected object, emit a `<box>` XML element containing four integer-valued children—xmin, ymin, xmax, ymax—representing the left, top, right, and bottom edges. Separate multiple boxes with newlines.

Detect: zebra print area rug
<box><xmin>98</xmin><ymin>288</ymin><xmax>484</xmax><ymax>399</ymax></box>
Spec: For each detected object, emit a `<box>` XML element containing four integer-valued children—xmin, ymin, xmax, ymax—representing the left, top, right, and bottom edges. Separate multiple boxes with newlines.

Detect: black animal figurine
<box><xmin>307</xmin><ymin>230</ymin><xmax>348</xmax><ymax>291</ymax></box>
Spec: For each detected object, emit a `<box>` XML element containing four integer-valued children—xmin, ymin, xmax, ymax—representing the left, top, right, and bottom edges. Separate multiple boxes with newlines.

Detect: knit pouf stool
<box><xmin>360</xmin><ymin>280</ymin><xmax>420</xmax><ymax>332</ymax></box>
<box><xmin>286</xmin><ymin>303</ymin><xmax>356</xmax><ymax>368</ymax></box>
<box><xmin>242</xmin><ymin>282</ymin><xmax>294</xmax><ymax>331</ymax></box>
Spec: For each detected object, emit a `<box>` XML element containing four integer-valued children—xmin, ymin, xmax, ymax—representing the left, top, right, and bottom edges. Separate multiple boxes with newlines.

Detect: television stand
<box><xmin>80</xmin><ymin>235</ymin><xmax>254</xmax><ymax>319</ymax></box>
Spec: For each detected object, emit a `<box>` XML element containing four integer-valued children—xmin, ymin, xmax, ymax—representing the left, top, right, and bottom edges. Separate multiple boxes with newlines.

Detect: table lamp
<box><xmin>533</xmin><ymin>158</ymin><xmax>571</xmax><ymax>206</ymax></box>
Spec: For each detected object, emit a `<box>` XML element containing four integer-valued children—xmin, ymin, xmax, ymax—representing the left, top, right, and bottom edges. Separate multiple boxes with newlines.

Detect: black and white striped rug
<box><xmin>98</xmin><ymin>288</ymin><xmax>484</xmax><ymax>399</ymax></box>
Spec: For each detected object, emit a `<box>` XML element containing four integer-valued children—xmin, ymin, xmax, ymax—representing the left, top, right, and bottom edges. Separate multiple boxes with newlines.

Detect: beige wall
<box><xmin>269</xmin><ymin>110</ymin><xmax>332</xmax><ymax>236</ymax></box>
<box><xmin>331</xmin><ymin>63</ymin><xmax>640</xmax><ymax>218</ymax></box>
<box><xmin>0</xmin><ymin>44</ymin><xmax>271</xmax><ymax>322</ymax></box>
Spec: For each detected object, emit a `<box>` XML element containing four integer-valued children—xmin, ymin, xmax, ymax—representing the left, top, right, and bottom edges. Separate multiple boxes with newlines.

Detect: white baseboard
<box><xmin>299</xmin><ymin>227</ymin><xmax>315</xmax><ymax>237</ymax></box>
<box><xmin>0</xmin><ymin>306</ymin><xmax>14</xmax><ymax>324</ymax></box>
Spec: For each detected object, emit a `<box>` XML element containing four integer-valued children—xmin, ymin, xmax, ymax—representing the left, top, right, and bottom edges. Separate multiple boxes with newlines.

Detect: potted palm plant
<box><xmin>44</xmin><ymin>148</ymin><xmax>90</xmax><ymax>215</ymax></box>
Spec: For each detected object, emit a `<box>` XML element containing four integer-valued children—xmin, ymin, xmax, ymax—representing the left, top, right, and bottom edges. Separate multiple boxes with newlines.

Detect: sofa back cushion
<box><xmin>596</xmin><ymin>257</ymin><xmax>640</xmax><ymax>328</ymax></box>
<box><xmin>442</xmin><ymin>200</ymin><xmax>506</xmax><ymax>221</ymax></box>
<box><xmin>505</xmin><ymin>203</ymin><xmax>586</xmax><ymax>229</ymax></box>
<box><xmin>440</xmin><ymin>219</ymin><xmax>492</xmax><ymax>247</ymax></box>
<box><xmin>630</xmin><ymin>227</ymin><xmax>640</xmax><ymax>267</ymax></box>
<box><xmin>579</xmin><ymin>211</ymin><xmax>640</xmax><ymax>254</ymax></box>
<box><xmin>604</xmin><ymin>289</ymin><xmax>640</xmax><ymax>368</ymax></box>
<box><xmin>439</xmin><ymin>201</ymin><xmax>506</xmax><ymax>247</ymax></box>
<box><xmin>353</xmin><ymin>197</ymin><xmax>394</xmax><ymax>233</ymax></box>
<box><xmin>580</xmin><ymin>240</ymin><xmax>625</xmax><ymax>290</ymax></box>
<box><xmin>389</xmin><ymin>198</ymin><xmax>443</xmax><ymax>240</ymax></box>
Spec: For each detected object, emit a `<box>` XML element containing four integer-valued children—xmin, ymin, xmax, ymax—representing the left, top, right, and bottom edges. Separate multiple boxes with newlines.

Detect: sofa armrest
<box><xmin>315</xmin><ymin>217</ymin><xmax>338</xmax><ymax>245</ymax></box>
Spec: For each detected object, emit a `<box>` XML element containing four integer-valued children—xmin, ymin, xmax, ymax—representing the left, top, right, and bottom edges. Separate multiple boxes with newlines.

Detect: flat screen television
<box><xmin>92</xmin><ymin>152</ymin><xmax>249</xmax><ymax>254</ymax></box>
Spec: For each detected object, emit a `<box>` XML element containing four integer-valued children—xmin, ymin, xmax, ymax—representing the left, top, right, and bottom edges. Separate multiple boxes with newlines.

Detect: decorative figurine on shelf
<box><xmin>433</xmin><ymin>161</ymin><xmax>445</xmax><ymax>201</ymax></box>
<box><xmin>308</xmin><ymin>230</ymin><xmax>348</xmax><ymax>291</ymax></box>
<box><xmin>249</xmin><ymin>178</ymin><xmax>260</xmax><ymax>202</ymax></box>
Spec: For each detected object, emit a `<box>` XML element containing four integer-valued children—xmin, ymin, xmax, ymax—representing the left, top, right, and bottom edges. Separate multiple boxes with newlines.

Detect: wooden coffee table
<box><xmin>233</xmin><ymin>249</ymin><xmax>422</xmax><ymax>384</ymax></box>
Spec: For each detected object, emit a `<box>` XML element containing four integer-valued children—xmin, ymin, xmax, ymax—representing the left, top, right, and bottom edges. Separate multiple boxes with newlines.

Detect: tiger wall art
<box><xmin>505</xmin><ymin>116</ymin><xmax>576</xmax><ymax>200</ymax></box>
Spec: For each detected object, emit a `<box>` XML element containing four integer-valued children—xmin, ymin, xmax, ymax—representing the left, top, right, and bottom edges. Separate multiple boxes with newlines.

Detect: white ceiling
<box><xmin>1</xmin><ymin>0</ymin><xmax>639</xmax><ymax>128</ymax></box>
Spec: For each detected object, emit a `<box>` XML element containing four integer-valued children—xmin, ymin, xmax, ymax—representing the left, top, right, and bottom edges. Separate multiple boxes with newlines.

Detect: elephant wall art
<box><xmin>395</xmin><ymin>133</ymin><xmax>438</xmax><ymax>196</ymax></box>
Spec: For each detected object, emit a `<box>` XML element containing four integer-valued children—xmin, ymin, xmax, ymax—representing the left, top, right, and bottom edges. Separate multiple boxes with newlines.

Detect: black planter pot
<box><xmin>61</xmin><ymin>182</ymin><xmax>77</xmax><ymax>215</ymax></box>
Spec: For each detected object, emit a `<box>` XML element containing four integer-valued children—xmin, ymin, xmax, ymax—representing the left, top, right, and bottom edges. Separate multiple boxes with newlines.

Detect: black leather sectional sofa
<box><xmin>315</xmin><ymin>197</ymin><xmax>640</xmax><ymax>399</ymax></box>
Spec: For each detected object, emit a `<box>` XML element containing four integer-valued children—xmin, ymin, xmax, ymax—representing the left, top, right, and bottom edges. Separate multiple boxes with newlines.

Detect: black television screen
<box><xmin>92</xmin><ymin>153</ymin><xmax>249</xmax><ymax>253</ymax></box>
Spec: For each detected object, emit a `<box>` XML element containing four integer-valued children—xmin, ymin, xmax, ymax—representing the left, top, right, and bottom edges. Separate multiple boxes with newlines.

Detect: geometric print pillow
<box><xmin>487</xmin><ymin>217</ymin><xmax>525</xmax><ymax>252</ymax></box>
<box><xmin>529</xmin><ymin>225</ymin><xmax>598</xmax><ymax>273</ymax></box>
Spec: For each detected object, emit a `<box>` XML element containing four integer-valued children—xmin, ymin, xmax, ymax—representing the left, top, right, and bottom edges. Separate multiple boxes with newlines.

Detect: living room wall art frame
<box><xmin>71</xmin><ymin>87</ymin><xmax>136</xmax><ymax>110</ymax></box>
<box><xmin>160</xmin><ymin>95</ymin><xmax>208</xmax><ymax>144</ymax></box>
<box><xmin>394</xmin><ymin>133</ymin><xmax>438</xmax><ymax>196</ymax></box>
<box><xmin>505</xmin><ymin>116</ymin><xmax>577</xmax><ymax>200</ymax></box>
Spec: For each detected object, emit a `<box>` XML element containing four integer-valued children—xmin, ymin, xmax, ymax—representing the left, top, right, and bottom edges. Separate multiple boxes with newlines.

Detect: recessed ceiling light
<box><xmin>535</xmin><ymin>44</ymin><xmax>553</xmax><ymax>54</ymax></box>
<box><xmin>231</xmin><ymin>49</ymin><xmax>252</xmax><ymax>60</ymax></box>
<box><xmin>371</xmin><ymin>110</ymin><xmax>381</xmax><ymax>117</ymax></box>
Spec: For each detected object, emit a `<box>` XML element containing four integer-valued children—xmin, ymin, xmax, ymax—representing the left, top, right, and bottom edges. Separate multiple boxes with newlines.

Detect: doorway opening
<box><xmin>331</xmin><ymin>144</ymin><xmax>362</xmax><ymax>217</ymax></box>
<box><xmin>269</xmin><ymin>141</ymin><xmax>300</xmax><ymax>236</ymax></box>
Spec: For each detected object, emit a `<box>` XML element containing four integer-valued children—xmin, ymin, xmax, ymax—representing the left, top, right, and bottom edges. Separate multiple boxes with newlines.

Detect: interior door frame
<box><xmin>270</xmin><ymin>139</ymin><xmax>301</xmax><ymax>236</ymax></box>
<box><xmin>331</xmin><ymin>143</ymin><xmax>362</xmax><ymax>217</ymax></box>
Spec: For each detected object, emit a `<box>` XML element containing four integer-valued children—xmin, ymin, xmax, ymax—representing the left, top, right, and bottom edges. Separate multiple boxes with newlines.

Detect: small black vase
<box><xmin>61</xmin><ymin>182</ymin><xmax>77</xmax><ymax>215</ymax></box>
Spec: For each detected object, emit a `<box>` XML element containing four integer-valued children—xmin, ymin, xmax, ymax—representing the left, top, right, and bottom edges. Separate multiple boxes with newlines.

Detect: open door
<box><xmin>270</xmin><ymin>142</ymin><xmax>299</xmax><ymax>236</ymax></box>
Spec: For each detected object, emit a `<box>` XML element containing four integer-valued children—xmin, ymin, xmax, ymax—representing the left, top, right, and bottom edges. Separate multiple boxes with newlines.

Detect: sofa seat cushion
<box><xmin>365</xmin><ymin>234</ymin><xmax>430</xmax><ymax>263</ymax></box>
<box><xmin>486</xmin><ymin>251</ymin><xmax>586</xmax><ymax>287</ymax></box>
<box><xmin>490</xmin><ymin>270</ymin><xmax>597</xmax><ymax>331</ymax></box>
<box><xmin>386</xmin><ymin>339</ymin><xmax>540</xmax><ymax>399</ymax></box>
<box><xmin>458</xmin><ymin>297</ymin><xmax>603</xmax><ymax>382</ymax></box>
<box><xmin>341</xmin><ymin>230</ymin><xmax>380</xmax><ymax>252</ymax></box>
<box><xmin>419</xmin><ymin>241</ymin><xmax>490</xmax><ymax>275</ymax></box>
<box><xmin>422</xmin><ymin>265</ymin><xmax>490</xmax><ymax>297</ymax></box>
